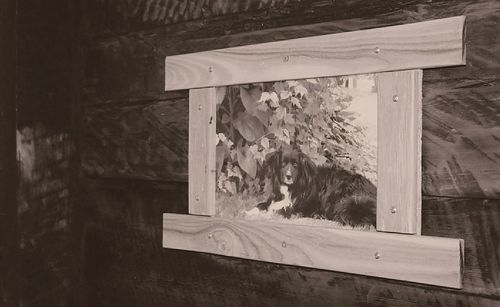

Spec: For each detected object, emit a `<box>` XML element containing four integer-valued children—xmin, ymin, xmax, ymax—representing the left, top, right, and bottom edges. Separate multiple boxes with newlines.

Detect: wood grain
<box><xmin>163</xmin><ymin>213</ymin><xmax>463</xmax><ymax>288</ymax></box>
<box><xmin>83</xmin><ymin>7</ymin><xmax>500</xmax><ymax>199</ymax></box>
<box><xmin>189</xmin><ymin>88</ymin><xmax>216</xmax><ymax>215</ymax></box>
<box><xmin>376</xmin><ymin>70</ymin><xmax>422</xmax><ymax>234</ymax></box>
<box><xmin>82</xmin><ymin>99</ymin><xmax>188</xmax><ymax>182</ymax></box>
<box><xmin>165</xmin><ymin>16</ymin><xmax>465</xmax><ymax>90</ymax></box>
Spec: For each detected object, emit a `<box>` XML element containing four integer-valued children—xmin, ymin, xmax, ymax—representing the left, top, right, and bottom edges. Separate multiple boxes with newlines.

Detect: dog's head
<box><xmin>266</xmin><ymin>146</ymin><xmax>316</xmax><ymax>189</ymax></box>
<box><xmin>280</xmin><ymin>147</ymin><xmax>300</xmax><ymax>185</ymax></box>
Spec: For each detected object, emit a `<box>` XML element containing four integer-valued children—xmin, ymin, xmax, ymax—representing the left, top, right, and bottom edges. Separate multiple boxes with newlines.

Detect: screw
<box><xmin>374</xmin><ymin>252</ymin><xmax>381</xmax><ymax>259</ymax></box>
<box><xmin>390</xmin><ymin>207</ymin><xmax>397</xmax><ymax>214</ymax></box>
<box><xmin>393</xmin><ymin>95</ymin><xmax>399</xmax><ymax>102</ymax></box>
<box><xmin>375</xmin><ymin>47</ymin><xmax>381</xmax><ymax>54</ymax></box>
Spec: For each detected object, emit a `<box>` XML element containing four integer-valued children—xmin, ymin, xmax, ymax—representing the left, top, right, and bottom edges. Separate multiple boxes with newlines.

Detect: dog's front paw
<box><xmin>257</xmin><ymin>201</ymin><xmax>270</xmax><ymax>211</ymax></box>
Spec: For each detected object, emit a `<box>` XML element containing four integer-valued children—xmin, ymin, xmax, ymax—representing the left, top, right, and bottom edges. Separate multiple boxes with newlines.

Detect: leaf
<box><xmin>273</xmin><ymin>81</ymin><xmax>287</xmax><ymax>93</ymax></box>
<box><xmin>291</xmin><ymin>96</ymin><xmax>302</xmax><ymax>109</ymax></box>
<box><xmin>237</xmin><ymin>145</ymin><xmax>257</xmax><ymax>178</ymax></box>
<box><xmin>233</xmin><ymin>112</ymin><xmax>265</xmax><ymax>142</ymax></box>
<box><xmin>216</xmin><ymin>87</ymin><xmax>226</xmax><ymax>105</ymax></box>
<box><xmin>215</xmin><ymin>145</ymin><xmax>226</xmax><ymax>175</ymax></box>
<box><xmin>304</xmin><ymin>100</ymin><xmax>320</xmax><ymax>115</ymax></box>
<box><xmin>284</xmin><ymin>114</ymin><xmax>295</xmax><ymax>125</ymax></box>
<box><xmin>294</xmin><ymin>84</ymin><xmax>308</xmax><ymax>97</ymax></box>
<box><xmin>270</xmin><ymin>92</ymin><xmax>279</xmax><ymax>104</ymax></box>
<box><xmin>228</xmin><ymin>164</ymin><xmax>243</xmax><ymax>180</ymax></box>
<box><xmin>275</xmin><ymin>106</ymin><xmax>287</xmax><ymax>120</ymax></box>
<box><xmin>280</xmin><ymin>90</ymin><xmax>291</xmax><ymax>100</ymax></box>
<box><xmin>240</xmin><ymin>87</ymin><xmax>261</xmax><ymax>115</ymax></box>
<box><xmin>221</xmin><ymin>113</ymin><xmax>230</xmax><ymax>124</ymax></box>
<box><xmin>259</xmin><ymin>92</ymin><xmax>271</xmax><ymax>103</ymax></box>
<box><xmin>261</xmin><ymin>137</ymin><xmax>269</xmax><ymax>149</ymax></box>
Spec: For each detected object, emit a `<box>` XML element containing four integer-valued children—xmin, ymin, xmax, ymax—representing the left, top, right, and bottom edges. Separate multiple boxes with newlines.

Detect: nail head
<box><xmin>393</xmin><ymin>95</ymin><xmax>399</xmax><ymax>102</ymax></box>
<box><xmin>390</xmin><ymin>207</ymin><xmax>397</xmax><ymax>214</ymax></box>
<box><xmin>375</xmin><ymin>47</ymin><xmax>381</xmax><ymax>54</ymax></box>
<box><xmin>282</xmin><ymin>241</ymin><xmax>287</xmax><ymax>248</ymax></box>
<box><xmin>374</xmin><ymin>252</ymin><xmax>381</xmax><ymax>259</ymax></box>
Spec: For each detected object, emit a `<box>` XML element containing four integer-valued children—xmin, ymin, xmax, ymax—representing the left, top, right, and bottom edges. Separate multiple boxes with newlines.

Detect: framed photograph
<box><xmin>215</xmin><ymin>75</ymin><xmax>378</xmax><ymax>231</ymax></box>
<box><xmin>163</xmin><ymin>17</ymin><xmax>466</xmax><ymax>288</ymax></box>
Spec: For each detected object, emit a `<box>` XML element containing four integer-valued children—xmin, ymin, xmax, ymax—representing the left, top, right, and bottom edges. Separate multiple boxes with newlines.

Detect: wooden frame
<box><xmin>163</xmin><ymin>17</ymin><xmax>466</xmax><ymax>288</ymax></box>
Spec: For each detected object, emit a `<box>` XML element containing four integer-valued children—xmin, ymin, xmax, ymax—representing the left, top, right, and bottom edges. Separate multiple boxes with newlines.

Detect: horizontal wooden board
<box><xmin>165</xmin><ymin>16</ymin><xmax>465</xmax><ymax>90</ymax></box>
<box><xmin>86</xmin><ymin>180</ymin><xmax>500</xmax><ymax>300</ymax></box>
<box><xmin>82</xmin><ymin>99</ymin><xmax>188</xmax><ymax>181</ymax></box>
<box><xmin>163</xmin><ymin>213</ymin><xmax>463</xmax><ymax>288</ymax></box>
<box><xmin>84</xmin><ymin>4</ymin><xmax>500</xmax><ymax>199</ymax></box>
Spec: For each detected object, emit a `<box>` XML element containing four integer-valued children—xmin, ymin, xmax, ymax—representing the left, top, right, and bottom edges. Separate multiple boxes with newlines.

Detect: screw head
<box><xmin>390</xmin><ymin>207</ymin><xmax>397</xmax><ymax>214</ymax></box>
<box><xmin>393</xmin><ymin>95</ymin><xmax>399</xmax><ymax>102</ymax></box>
<box><xmin>374</xmin><ymin>252</ymin><xmax>381</xmax><ymax>259</ymax></box>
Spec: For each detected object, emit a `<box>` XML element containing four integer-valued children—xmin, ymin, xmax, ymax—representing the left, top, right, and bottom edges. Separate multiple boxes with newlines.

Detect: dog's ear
<box><xmin>265</xmin><ymin>150</ymin><xmax>283</xmax><ymax>201</ymax></box>
<box><xmin>297</xmin><ymin>152</ymin><xmax>316</xmax><ymax>185</ymax></box>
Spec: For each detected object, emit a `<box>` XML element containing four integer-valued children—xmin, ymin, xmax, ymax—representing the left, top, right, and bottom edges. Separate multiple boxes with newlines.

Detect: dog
<box><xmin>256</xmin><ymin>146</ymin><xmax>376</xmax><ymax>227</ymax></box>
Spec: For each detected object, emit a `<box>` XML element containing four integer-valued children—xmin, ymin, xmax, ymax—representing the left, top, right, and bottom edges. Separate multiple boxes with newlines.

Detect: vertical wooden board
<box><xmin>376</xmin><ymin>70</ymin><xmax>422</xmax><ymax>234</ymax></box>
<box><xmin>189</xmin><ymin>88</ymin><xmax>216</xmax><ymax>216</ymax></box>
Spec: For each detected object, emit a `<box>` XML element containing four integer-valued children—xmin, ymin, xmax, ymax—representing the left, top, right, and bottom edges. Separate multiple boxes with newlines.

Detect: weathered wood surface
<box><xmin>165</xmin><ymin>17</ymin><xmax>465</xmax><ymax>90</ymax></box>
<box><xmin>82</xmin><ymin>99</ymin><xmax>188</xmax><ymax>181</ymax></box>
<box><xmin>0</xmin><ymin>0</ymin><xmax>18</xmax><ymax>304</ymax></box>
<box><xmin>376</xmin><ymin>70</ymin><xmax>422</xmax><ymax>234</ymax></box>
<box><xmin>79</xmin><ymin>0</ymin><xmax>500</xmax><ymax>305</ymax></box>
<box><xmin>83</xmin><ymin>179</ymin><xmax>500</xmax><ymax>305</ymax></box>
<box><xmin>164</xmin><ymin>213</ymin><xmax>463</xmax><ymax>288</ymax></box>
<box><xmin>188</xmin><ymin>88</ymin><xmax>217</xmax><ymax>215</ymax></box>
<box><xmin>13</xmin><ymin>1</ymin><xmax>83</xmax><ymax>306</ymax></box>
<box><xmin>83</xmin><ymin>0</ymin><xmax>500</xmax><ymax>199</ymax></box>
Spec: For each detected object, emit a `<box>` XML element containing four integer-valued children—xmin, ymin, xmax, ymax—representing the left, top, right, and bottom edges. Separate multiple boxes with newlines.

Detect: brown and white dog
<box><xmin>256</xmin><ymin>146</ymin><xmax>376</xmax><ymax>227</ymax></box>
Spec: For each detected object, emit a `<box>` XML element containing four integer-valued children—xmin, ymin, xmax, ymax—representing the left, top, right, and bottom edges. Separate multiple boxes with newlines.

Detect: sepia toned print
<box><xmin>215</xmin><ymin>75</ymin><xmax>377</xmax><ymax>229</ymax></box>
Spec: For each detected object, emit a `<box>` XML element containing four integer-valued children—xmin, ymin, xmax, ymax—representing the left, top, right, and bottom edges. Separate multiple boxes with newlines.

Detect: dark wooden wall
<box><xmin>4</xmin><ymin>0</ymin><xmax>500</xmax><ymax>306</ymax></box>
<box><xmin>9</xmin><ymin>1</ymin><xmax>83</xmax><ymax>306</ymax></box>
<box><xmin>80</xmin><ymin>1</ymin><xmax>500</xmax><ymax>306</ymax></box>
<box><xmin>0</xmin><ymin>0</ymin><xmax>18</xmax><ymax>305</ymax></box>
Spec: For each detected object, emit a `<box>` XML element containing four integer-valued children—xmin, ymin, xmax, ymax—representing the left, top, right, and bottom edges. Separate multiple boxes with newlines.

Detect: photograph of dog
<box><xmin>253</xmin><ymin>145</ymin><xmax>376</xmax><ymax>227</ymax></box>
<box><xmin>215</xmin><ymin>75</ymin><xmax>377</xmax><ymax>230</ymax></box>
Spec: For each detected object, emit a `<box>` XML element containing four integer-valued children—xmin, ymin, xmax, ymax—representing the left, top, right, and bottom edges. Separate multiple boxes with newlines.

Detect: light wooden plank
<box><xmin>376</xmin><ymin>70</ymin><xmax>422</xmax><ymax>234</ymax></box>
<box><xmin>163</xmin><ymin>214</ymin><xmax>463</xmax><ymax>288</ymax></box>
<box><xmin>165</xmin><ymin>16</ymin><xmax>465</xmax><ymax>91</ymax></box>
<box><xmin>189</xmin><ymin>88</ymin><xmax>216</xmax><ymax>216</ymax></box>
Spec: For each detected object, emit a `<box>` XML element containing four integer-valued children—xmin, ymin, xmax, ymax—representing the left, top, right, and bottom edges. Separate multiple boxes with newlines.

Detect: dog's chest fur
<box><xmin>268</xmin><ymin>185</ymin><xmax>293</xmax><ymax>212</ymax></box>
